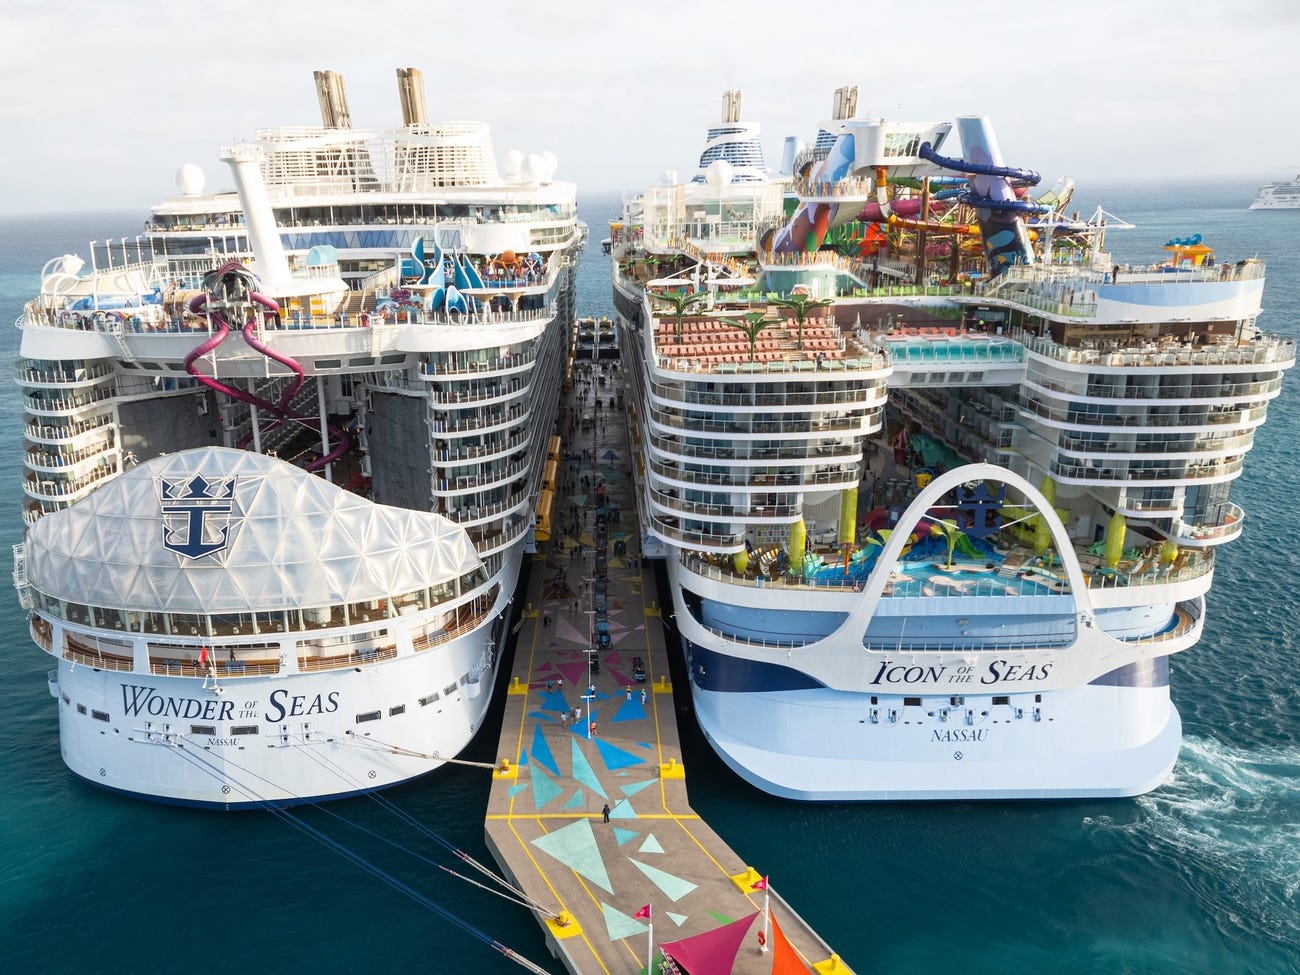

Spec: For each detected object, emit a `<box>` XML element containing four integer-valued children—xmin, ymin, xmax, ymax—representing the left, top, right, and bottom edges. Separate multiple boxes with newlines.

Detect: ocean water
<box><xmin>2</xmin><ymin>180</ymin><xmax>1298</xmax><ymax>975</ymax></box>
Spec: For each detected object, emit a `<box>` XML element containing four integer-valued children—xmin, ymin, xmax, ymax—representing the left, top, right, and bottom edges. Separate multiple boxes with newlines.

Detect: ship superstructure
<box><xmin>13</xmin><ymin>69</ymin><xmax>582</xmax><ymax>807</ymax></box>
<box><xmin>611</xmin><ymin>89</ymin><xmax>1293</xmax><ymax>800</ymax></box>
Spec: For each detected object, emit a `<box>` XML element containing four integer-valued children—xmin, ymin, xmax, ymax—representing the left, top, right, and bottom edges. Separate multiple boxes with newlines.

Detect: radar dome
<box><xmin>176</xmin><ymin>163</ymin><xmax>206</xmax><ymax>196</ymax></box>
<box><xmin>541</xmin><ymin>151</ymin><xmax>558</xmax><ymax>180</ymax></box>
<box><xmin>661</xmin><ymin>169</ymin><xmax>679</xmax><ymax>185</ymax></box>
<box><xmin>503</xmin><ymin>149</ymin><xmax>524</xmax><ymax>181</ymax></box>
<box><xmin>522</xmin><ymin>153</ymin><xmax>545</xmax><ymax>185</ymax></box>
<box><xmin>705</xmin><ymin>159</ymin><xmax>734</xmax><ymax>188</ymax></box>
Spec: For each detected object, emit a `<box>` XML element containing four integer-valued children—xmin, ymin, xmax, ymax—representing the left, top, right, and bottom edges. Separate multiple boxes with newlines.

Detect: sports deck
<box><xmin>485</xmin><ymin>361</ymin><xmax>854</xmax><ymax>975</ymax></box>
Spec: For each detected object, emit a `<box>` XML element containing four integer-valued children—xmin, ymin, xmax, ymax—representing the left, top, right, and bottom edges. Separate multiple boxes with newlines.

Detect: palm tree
<box><xmin>771</xmin><ymin>293</ymin><xmax>833</xmax><ymax>350</ymax></box>
<box><xmin>651</xmin><ymin>289</ymin><xmax>710</xmax><ymax>343</ymax></box>
<box><xmin>720</xmin><ymin>310</ymin><xmax>780</xmax><ymax>362</ymax></box>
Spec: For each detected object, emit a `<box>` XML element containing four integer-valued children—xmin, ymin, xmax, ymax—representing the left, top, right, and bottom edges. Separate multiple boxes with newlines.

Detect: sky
<box><xmin>2</xmin><ymin>0</ymin><xmax>1297</xmax><ymax>214</ymax></box>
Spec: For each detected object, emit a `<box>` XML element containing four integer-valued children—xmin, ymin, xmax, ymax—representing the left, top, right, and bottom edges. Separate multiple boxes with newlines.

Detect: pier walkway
<box><xmin>485</xmin><ymin>361</ymin><xmax>853</xmax><ymax>975</ymax></box>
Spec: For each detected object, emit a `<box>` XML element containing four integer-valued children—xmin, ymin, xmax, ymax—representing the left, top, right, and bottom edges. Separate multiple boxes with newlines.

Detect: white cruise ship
<box><xmin>611</xmin><ymin>89</ymin><xmax>1294</xmax><ymax>801</ymax></box>
<box><xmin>1249</xmin><ymin>175</ymin><xmax>1300</xmax><ymax>209</ymax></box>
<box><xmin>13</xmin><ymin>69</ymin><xmax>582</xmax><ymax>808</ymax></box>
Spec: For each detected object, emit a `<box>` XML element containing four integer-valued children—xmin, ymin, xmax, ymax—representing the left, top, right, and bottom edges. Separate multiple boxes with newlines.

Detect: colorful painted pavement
<box><xmin>485</xmin><ymin>367</ymin><xmax>849</xmax><ymax>975</ymax></box>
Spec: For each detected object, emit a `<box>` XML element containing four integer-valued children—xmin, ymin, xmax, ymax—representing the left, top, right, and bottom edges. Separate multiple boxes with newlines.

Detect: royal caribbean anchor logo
<box><xmin>160</xmin><ymin>473</ymin><xmax>237</xmax><ymax>559</ymax></box>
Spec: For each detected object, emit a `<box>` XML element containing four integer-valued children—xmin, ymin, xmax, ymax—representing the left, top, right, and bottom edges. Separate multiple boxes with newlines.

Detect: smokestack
<box><xmin>397</xmin><ymin>67</ymin><xmax>428</xmax><ymax>126</ymax></box>
<box><xmin>313</xmin><ymin>70</ymin><xmax>352</xmax><ymax>129</ymax></box>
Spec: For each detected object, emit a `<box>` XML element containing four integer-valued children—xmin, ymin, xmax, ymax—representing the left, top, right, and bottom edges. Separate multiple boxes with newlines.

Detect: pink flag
<box><xmin>750</xmin><ymin>876</ymin><xmax>768</xmax><ymax>891</ymax></box>
<box><xmin>634</xmin><ymin>904</ymin><xmax>652</xmax><ymax>920</ymax></box>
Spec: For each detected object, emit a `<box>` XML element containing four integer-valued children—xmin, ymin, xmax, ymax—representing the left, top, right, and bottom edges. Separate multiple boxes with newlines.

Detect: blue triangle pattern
<box><xmin>570</xmin><ymin>738</ymin><xmax>607</xmax><ymax>799</ymax></box>
<box><xmin>530</xmin><ymin>723</ymin><xmax>560</xmax><ymax>777</ymax></box>
<box><xmin>594</xmin><ymin>737</ymin><xmax>646</xmax><ymax>772</ymax></box>
<box><xmin>562</xmin><ymin>788</ymin><xmax>585</xmax><ymax>810</ymax></box>
<box><xmin>609</xmin><ymin>798</ymin><xmax>637</xmax><ymax>820</ymax></box>
<box><xmin>529</xmin><ymin>761</ymin><xmax>564</xmax><ymax>810</ymax></box>
<box><xmin>612</xmin><ymin>827</ymin><xmax>639</xmax><ymax>847</ymax></box>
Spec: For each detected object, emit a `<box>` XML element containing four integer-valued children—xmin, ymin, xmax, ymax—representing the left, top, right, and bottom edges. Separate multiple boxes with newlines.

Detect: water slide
<box><xmin>918</xmin><ymin>117</ymin><xmax>1042</xmax><ymax>275</ymax></box>
<box><xmin>769</xmin><ymin>132</ymin><xmax>858</xmax><ymax>254</ymax></box>
<box><xmin>186</xmin><ymin>262</ymin><xmax>349</xmax><ymax>472</ymax></box>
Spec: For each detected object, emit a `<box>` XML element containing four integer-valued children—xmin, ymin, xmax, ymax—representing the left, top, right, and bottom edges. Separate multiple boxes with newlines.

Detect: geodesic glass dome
<box><xmin>24</xmin><ymin>447</ymin><xmax>480</xmax><ymax>614</ymax></box>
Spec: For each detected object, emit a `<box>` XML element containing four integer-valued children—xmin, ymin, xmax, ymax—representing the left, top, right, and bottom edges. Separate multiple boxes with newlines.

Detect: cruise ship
<box><xmin>13</xmin><ymin>69</ymin><xmax>582</xmax><ymax>808</ymax></box>
<box><xmin>1249</xmin><ymin>175</ymin><xmax>1300</xmax><ymax>209</ymax></box>
<box><xmin>611</xmin><ymin>88</ymin><xmax>1294</xmax><ymax>800</ymax></box>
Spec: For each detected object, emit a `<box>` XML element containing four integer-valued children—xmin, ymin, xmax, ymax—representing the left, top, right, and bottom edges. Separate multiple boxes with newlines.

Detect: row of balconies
<box><xmin>647</xmin><ymin>454</ymin><xmax>859</xmax><ymax>491</ymax></box>
<box><xmin>23</xmin><ymin>461</ymin><xmax>119</xmax><ymax>501</ymax></box>
<box><xmin>647</xmin><ymin>402</ymin><xmax>873</xmax><ymax>438</ymax></box>
<box><xmin>23</xmin><ymin>384</ymin><xmax>117</xmax><ymax>416</ymax></box>
<box><xmin>15</xmin><ymin>360</ymin><xmax>116</xmax><ymax>388</ymax></box>
<box><xmin>1057</xmin><ymin>429</ymin><xmax>1255</xmax><ymax>458</ymax></box>
<box><xmin>24</xmin><ymin>414</ymin><xmax>115</xmax><ymax>445</ymax></box>
<box><xmin>648</xmin><ymin>378</ymin><xmax>888</xmax><ymax>411</ymax></box>
<box><xmin>1020</xmin><ymin>394</ymin><xmax>1269</xmax><ymax>430</ymax></box>
<box><xmin>1050</xmin><ymin>456</ymin><xmax>1243</xmax><ymax>484</ymax></box>
<box><xmin>434</xmin><ymin>429</ymin><xmax>529</xmax><ymax>466</ymax></box>
<box><xmin>431</xmin><ymin>403</ymin><xmax>526</xmax><ymax>435</ymax></box>
<box><xmin>25</xmin><ymin>439</ymin><xmax>116</xmax><ymax>473</ymax></box>
<box><xmin>421</xmin><ymin>345</ymin><xmax>537</xmax><ymax>378</ymax></box>
<box><xmin>1026</xmin><ymin>371</ymin><xmax>1284</xmax><ymax>403</ymax></box>
<box><xmin>645</xmin><ymin>429</ymin><xmax>862</xmax><ymax>463</ymax></box>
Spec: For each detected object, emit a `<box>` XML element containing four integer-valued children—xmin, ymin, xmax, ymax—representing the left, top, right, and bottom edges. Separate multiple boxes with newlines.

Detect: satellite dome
<box><xmin>522</xmin><ymin>153</ymin><xmax>545</xmax><ymax>185</ymax></box>
<box><xmin>503</xmin><ymin>149</ymin><xmax>524</xmax><ymax>180</ymax></box>
<box><xmin>661</xmin><ymin>169</ymin><xmax>679</xmax><ymax>185</ymax></box>
<box><xmin>541</xmin><ymin>151</ymin><xmax>558</xmax><ymax>180</ymax></box>
<box><xmin>705</xmin><ymin>159</ymin><xmax>734</xmax><ymax>188</ymax></box>
<box><xmin>176</xmin><ymin>163</ymin><xmax>206</xmax><ymax>196</ymax></box>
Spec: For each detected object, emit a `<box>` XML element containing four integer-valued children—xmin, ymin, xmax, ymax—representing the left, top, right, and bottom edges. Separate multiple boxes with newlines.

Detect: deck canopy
<box><xmin>25</xmin><ymin>447</ymin><xmax>480</xmax><ymax>614</ymax></box>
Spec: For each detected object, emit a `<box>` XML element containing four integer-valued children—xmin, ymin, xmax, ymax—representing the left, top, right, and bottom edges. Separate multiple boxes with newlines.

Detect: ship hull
<box><xmin>52</xmin><ymin>547</ymin><xmax>520</xmax><ymax>809</ymax></box>
<box><xmin>670</xmin><ymin>560</ymin><xmax>1183</xmax><ymax>802</ymax></box>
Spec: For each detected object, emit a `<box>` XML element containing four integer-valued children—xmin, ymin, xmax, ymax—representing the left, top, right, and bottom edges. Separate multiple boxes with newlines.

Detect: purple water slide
<box><xmin>185</xmin><ymin>291</ymin><xmax>349</xmax><ymax>472</ymax></box>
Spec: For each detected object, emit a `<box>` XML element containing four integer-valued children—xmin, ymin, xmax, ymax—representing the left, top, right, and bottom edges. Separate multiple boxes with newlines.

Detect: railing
<box><xmin>646</xmin><ymin>402</ymin><xmax>868</xmax><ymax>437</ymax></box>
<box><xmin>25</xmin><ymin>415</ymin><xmax>115</xmax><ymax>443</ymax></box>
<box><xmin>648</xmin><ymin>484</ymin><xmax>801</xmax><ymax>521</ymax></box>
<box><xmin>1013</xmin><ymin>327</ymin><xmax>1295</xmax><ymax>369</ymax></box>
<box><xmin>64</xmin><ymin>639</ymin><xmax>134</xmax><ymax>673</ymax></box>
<box><xmin>25</xmin><ymin>439</ymin><xmax>115</xmax><ymax>471</ymax></box>
<box><xmin>646</xmin><ymin>376</ymin><xmax>887</xmax><ymax>410</ymax></box>
<box><xmin>422</xmin><ymin>347</ymin><xmax>537</xmax><ymax>377</ymax></box>
<box><xmin>645</xmin><ymin>430</ymin><xmax>862</xmax><ymax>462</ymax></box>
<box><xmin>24</xmin><ymin>462</ymin><xmax>119</xmax><ymax>499</ymax></box>
<box><xmin>445</xmin><ymin>489</ymin><xmax>529</xmax><ymax>524</ymax></box>
<box><xmin>151</xmin><ymin>657</ymin><xmax>282</xmax><ymax>677</ymax></box>
<box><xmin>15</xmin><ymin>361</ymin><xmax>116</xmax><ymax>386</ymax></box>
<box><xmin>1025</xmin><ymin>371</ymin><xmax>1285</xmax><ymax>402</ymax></box>
<box><xmin>1051</xmin><ymin>456</ymin><xmax>1242</xmax><ymax>482</ymax></box>
<box><xmin>435</xmin><ymin>430</ymin><xmax>529</xmax><ymax>464</ymax></box>
<box><xmin>431</xmin><ymin>404</ymin><xmax>526</xmax><ymax>434</ymax></box>
<box><xmin>22</xmin><ymin>385</ymin><xmax>117</xmax><ymax>415</ymax></box>
<box><xmin>1019</xmin><ymin>395</ymin><xmax>1270</xmax><ymax>429</ymax></box>
<box><xmin>1056</xmin><ymin>430</ymin><xmax>1256</xmax><ymax>457</ymax></box>
<box><xmin>1170</xmin><ymin>503</ymin><xmax>1244</xmax><ymax>541</ymax></box>
<box><xmin>298</xmin><ymin>644</ymin><xmax>399</xmax><ymax>673</ymax></box>
<box><xmin>647</xmin><ymin>455</ymin><xmax>859</xmax><ymax>489</ymax></box>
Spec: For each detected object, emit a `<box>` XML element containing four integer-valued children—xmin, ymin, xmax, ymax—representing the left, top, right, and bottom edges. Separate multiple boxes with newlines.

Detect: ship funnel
<box><xmin>314</xmin><ymin>70</ymin><xmax>352</xmax><ymax>128</ymax></box>
<box><xmin>832</xmin><ymin>85</ymin><xmax>858</xmax><ymax>120</ymax></box>
<box><xmin>721</xmin><ymin>89</ymin><xmax>743</xmax><ymax>123</ymax></box>
<box><xmin>397</xmin><ymin>67</ymin><xmax>428</xmax><ymax>126</ymax></box>
<box><xmin>779</xmin><ymin>136</ymin><xmax>799</xmax><ymax>177</ymax></box>
<box><xmin>220</xmin><ymin>144</ymin><xmax>293</xmax><ymax>294</ymax></box>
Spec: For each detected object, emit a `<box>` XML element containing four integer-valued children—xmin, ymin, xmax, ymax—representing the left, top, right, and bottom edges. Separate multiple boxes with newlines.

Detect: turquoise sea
<box><xmin>2</xmin><ymin>181</ymin><xmax>1298</xmax><ymax>974</ymax></box>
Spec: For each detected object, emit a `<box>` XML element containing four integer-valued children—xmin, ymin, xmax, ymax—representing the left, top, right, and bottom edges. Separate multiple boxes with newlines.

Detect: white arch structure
<box><xmin>823</xmin><ymin>463</ymin><xmax>1095</xmax><ymax>649</ymax></box>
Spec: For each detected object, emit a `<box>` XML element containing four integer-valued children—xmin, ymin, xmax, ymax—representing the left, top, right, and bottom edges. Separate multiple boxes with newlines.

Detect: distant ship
<box><xmin>611</xmin><ymin>87</ymin><xmax>1294</xmax><ymax>801</ymax></box>
<box><xmin>1249</xmin><ymin>176</ymin><xmax>1300</xmax><ymax>209</ymax></box>
<box><xmin>14</xmin><ymin>69</ymin><xmax>582</xmax><ymax>808</ymax></box>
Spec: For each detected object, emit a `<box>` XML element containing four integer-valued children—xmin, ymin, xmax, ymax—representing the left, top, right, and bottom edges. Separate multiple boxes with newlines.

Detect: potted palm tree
<box><xmin>771</xmin><ymin>292</ymin><xmax>833</xmax><ymax>350</ymax></box>
<box><xmin>651</xmin><ymin>289</ymin><xmax>710</xmax><ymax>344</ymax></box>
<box><xmin>720</xmin><ymin>310</ymin><xmax>780</xmax><ymax>362</ymax></box>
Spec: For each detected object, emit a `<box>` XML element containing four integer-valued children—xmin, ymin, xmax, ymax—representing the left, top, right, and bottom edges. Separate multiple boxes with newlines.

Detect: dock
<box><xmin>485</xmin><ymin>361</ymin><xmax>854</xmax><ymax>975</ymax></box>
